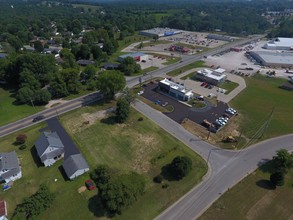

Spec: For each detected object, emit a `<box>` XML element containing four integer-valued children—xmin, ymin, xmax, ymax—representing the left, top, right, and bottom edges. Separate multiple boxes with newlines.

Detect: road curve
<box><xmin>133</xmin><ymin>100</ymin><xmax>293</xmax><ymax>220</ymax></box>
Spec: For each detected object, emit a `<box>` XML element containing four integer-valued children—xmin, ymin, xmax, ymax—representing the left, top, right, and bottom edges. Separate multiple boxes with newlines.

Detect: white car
<box><xmin>219</xmin><ymin>117</ymin><xmax>228</xmax><ymax>123</ymax></box>
<box><xmin>228</xmin><ymin>108</ymin><xmax>237</xmax><ymax>114</ymax></box>
<box><xmin>216</xmin><ymin>119</ymin><xmax>226</xmax><ymax>126</ymax></box>
<box><xmin>215</xmin><ymin>120</ymin><xmax>223</xmax><ymax>126</ymax></box>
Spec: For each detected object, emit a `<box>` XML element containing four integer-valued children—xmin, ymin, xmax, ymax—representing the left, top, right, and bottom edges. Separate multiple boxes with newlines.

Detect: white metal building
<box><xmin>140</xmin><ymin>28</ymin><xmax>183</xmax><ymax>38</ymax></box>
<box><xmin>264</xmin><ymin>37</ymin><xmax>293</xmax><ymax>50</ymax></box>
<box><xmin>196</xmin><ymin>68</ymin><xmax>227</xmax><ymax>85</ymax></box>
<box><xmin>249</xmin><ymin>51</ymin><xmax>293</xmax><ymax>67</ymax></box>
<box><xmin>159</xmin><ymin>78</ymin><xmax>194</xmax><ymax>101</ymax></box>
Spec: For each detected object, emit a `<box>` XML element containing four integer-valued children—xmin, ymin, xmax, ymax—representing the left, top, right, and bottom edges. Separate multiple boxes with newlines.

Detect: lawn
<box><xmin>1</xmin><ymin>100</ymin><xmax>207</xmax><ymax>219</ymax></box>
<box><xmin>167</xmin><ymin>60</ymin><xmax>206</xmax><ymax>76</ymax></box>
<box><xmin>135</xmin><ymin>40</ymin><xmax>170</xmax><ymax>49</ymax></box>
<box><xmin>199</xmin><ymin>161</ymin><xmax>293</xmax><ymax>220</ymax></box>
<box><xmin>0</xmin><ymin>86</ymin><xmax>44</xmax><ymax>126</ymax></box>
<box><xmin>231</xmin><ymin>74</ymin><xmax>293</xmax><ymax>140</ymax></box>
<box><xmin>220</xmin><ymin>80</ymin><xmax>239</xmax><ymax>94</ymax></box>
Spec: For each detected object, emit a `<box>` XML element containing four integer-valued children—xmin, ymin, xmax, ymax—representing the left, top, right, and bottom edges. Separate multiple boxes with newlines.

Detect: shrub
<box><xmin>170</xmin><ymin>156</ymin><xmax>192</xmax><ymax>180</ymax></box>
<box><xmin>153</xmin><ymin>174</ymin><xmax>163</xmax><ymax>183</ymax></box>
<box><xmin>162</xmin><ymin>183</ymin><xmax>169</xmax><ymax>189</ymax></box>
<box><xmin>138</xmin><ymin>117</ymin><xmax>144</xmax><ymax>121</ymax></box>
<box><xmin>19</xmin><ymin>144</ymin><xmax>27</xmax><ymax>150</ymax></box>
<box><xmin>270</xmin><ymin>171</ymin><xmax>285</xmax><ymax>187</ymax></box>
<box><xmin>16</xmin><ymin>134</ymin><xmax>27</xmax><ymax>145</ymax></box>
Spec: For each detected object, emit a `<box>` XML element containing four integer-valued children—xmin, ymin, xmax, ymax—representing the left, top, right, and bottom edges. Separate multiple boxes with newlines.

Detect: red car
<box><xmin>85</xmin><ymin>179</ymin><xmax>95</xmax><ymax>191</ymax></box>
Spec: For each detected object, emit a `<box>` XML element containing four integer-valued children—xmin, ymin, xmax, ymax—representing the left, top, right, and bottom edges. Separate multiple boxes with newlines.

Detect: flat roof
<box><xmin>265</xmin><ymin>37</ymin><xmax>293</xmax><ymax>48</ymax></box>
<box><xmin>140</xmin><ymin>27</ymin><xmax>183</xmax><ymax>35</ymax></box>
<box><xmin>119</xmin><ymin>52</ymin><xmax>147</xmax><ymax>59</ymax></box>
<box><xmin>197</xmin><ymin>69</ymin><xmax>227</xmax><ymax>81</ymax></box>
<box><xmin>160</xmin><ymin>78</ymin><xmax>192</xmax><ymax>95</ymax></box>
<box><xmin>251</xmin><ymin>51</ymin><xmax>293</xmax><ymax>65</ymax></box>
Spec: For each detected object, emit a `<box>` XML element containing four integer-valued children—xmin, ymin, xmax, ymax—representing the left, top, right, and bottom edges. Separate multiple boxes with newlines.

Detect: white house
<box><xmin>35</xmin><ymin>131</ymin><xmax>65</xmax><ymax>167</ymax></box>
<box><xmin>0</xmin><ymin>151</ymin><xmax>22</xmax><ymax>184</ymax></box>
<box><xmin>62</xmin><ymin>154</ymin><xmax>89</xmax><ymax>180</ymax></box>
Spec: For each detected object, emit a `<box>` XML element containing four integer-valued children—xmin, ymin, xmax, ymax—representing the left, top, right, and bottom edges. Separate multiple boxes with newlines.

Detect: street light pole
<box><xmin>30</xmin><ymin>97</ymin><xmax>37</xmax><ymax>114</ymax></box>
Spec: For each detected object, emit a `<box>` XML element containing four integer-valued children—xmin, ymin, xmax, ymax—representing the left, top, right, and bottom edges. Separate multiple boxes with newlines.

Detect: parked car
<box><xmin>204</xmin><ymin>84</ymin><xmax>209</xmax><ymax>88</ymax></box>
<box><xmin>219</xmin><ymin>117</ymin><xmax>228</xmax><ymax>123</ymax></box>
<box><xmin>85</xmin><ymin>179</ymin><xmax>95</xmax><ymax>191</ymax></box>
<box><xmin>32</xmin><ymin>115</ymin><xmax>45</xmax><ymax>122</ymax></box>
<box><xmin>201</xmin><ymin>82</ymin><xmax>205</xmax><ymax>86</ymax></box>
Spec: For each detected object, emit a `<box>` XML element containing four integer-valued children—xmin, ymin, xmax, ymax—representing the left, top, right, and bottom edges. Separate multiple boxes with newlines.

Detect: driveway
<box><xmin>46</xmin><ymin>117</ymin><xmax>80</xmax><ymax>159</ymax></box>
<box><xmin>141</xmin><ymin>82</ymin><xmax>229</xmax><ymax>126</ymax></box>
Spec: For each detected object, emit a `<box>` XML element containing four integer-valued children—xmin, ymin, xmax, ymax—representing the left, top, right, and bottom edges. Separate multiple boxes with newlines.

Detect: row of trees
<box><xmin>13</xmin><ymin>184</ymin><xmax>55</xmax><ymax>219</ymax></box>
<box><xmin>90</xmin><ymin>165</ymin><xmax>145</xmax><ymax>215</ymax></box>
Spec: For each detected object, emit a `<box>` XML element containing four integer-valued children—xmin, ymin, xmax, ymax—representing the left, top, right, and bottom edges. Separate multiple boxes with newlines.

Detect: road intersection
<box><xmin>1</xmin><ymin>34</ymin><xmax>288</xmax><ymax>220</ymax></box>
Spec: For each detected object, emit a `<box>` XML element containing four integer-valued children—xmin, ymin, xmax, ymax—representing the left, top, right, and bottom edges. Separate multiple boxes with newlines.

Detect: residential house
<box><xmin>0</xmin><ymin>151</ymin><xmax>22</xmax><ymax>184</ymax></box>
<box><xmin>35</xmin><ymin>131</ymin><xmax>65</xmax><ymax>167</ymax></box>
<box><xmin>0</xmin><ymin>200</ymin><xmax>7</xmax><ymax>220</ymax></box>
<box><xmin>63</xmin><ymin>154</ymin><xmax>89</xmax><ymax>180</ymax></box>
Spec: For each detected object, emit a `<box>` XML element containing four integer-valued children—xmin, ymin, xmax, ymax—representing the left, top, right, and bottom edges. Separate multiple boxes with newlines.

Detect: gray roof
<box><xmin>250</xmin><ymin>51</ymin><xmax>293</xmax><ymax>66</ymax></box>
<box><xmin>35</xmin><ymin>131</ymin><xmax>64</xmax><ymax>158</ymax></box>
<box><xmin>0</xmin><ymin>151</ymin><xmax>20</xmax><ymax>180</ymax></box>
<box><xmin>63</xmin><ymin>154</ymin><xmax>89</xmax><ymax>178</ymax></box>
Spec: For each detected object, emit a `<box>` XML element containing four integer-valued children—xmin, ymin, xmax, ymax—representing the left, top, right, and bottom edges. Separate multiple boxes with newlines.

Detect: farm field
<box><xmin>0</xmin><ymin>100</ymin><xmax>207</xmax><ymax>219</ymax></box>
<box><xmin>199</xmin><ymin>161</ymin><xmax>293</xmax><ymax>220</ymax></box>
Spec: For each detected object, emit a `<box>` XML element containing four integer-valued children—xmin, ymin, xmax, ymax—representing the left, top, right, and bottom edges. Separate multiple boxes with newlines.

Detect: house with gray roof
<box><xmin>62</xmin><ymin>154</ymin><xmax>89</xmax><ymax>180</ymax></box>
<box><xmin>0</xmin><ymin>151</ymin><xmax>22</xmax><ymax>183</ymax></box>
<box><xmin>35</xmin><ymin>131</ymin><xmax>65</xmax><ymax>167</ymax></box>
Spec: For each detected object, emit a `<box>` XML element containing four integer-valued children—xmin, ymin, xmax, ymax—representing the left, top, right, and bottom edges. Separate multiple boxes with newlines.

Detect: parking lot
<box><xmin>141</xmin><ymin>82</ymin><xmax>229</xmax><ymax>132</ymax></box>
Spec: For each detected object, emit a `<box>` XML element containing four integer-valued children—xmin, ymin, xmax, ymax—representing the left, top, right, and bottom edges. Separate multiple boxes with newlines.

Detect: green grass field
<box><xmin>220</xmin><ymin>81</ymin><xmax>239</xmax><ymax>94</ymax></box>
<box><xmin>199</xmin><ymin>162</ymin><xmax>293</xmax><ymax>220</ymax></box>
<box><xmin>0</xmin><ymin>87</ymin><xmax>44</xmax><ymax>126</ymax></box>
<box><xmin>167</xmin><ymin>61</ymin><xmax>206</xmax><ymax>77</ymax></box>
<box><xmin>231</xmin><ymin>74</ymin><xmax>293</xmax><ymax>140</ymax></box>
<box><xmin>1</xmin><ymin>101</ymin><xmax>207</xmax><ymax>219</ymax></box>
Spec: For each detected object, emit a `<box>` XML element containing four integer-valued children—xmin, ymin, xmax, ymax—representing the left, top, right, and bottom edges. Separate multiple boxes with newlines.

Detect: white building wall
<box><xmin>4</xmin><ymin>171</ymin><xmax>22</xmax><ymax>183</ymax></box>
<box><xmin>69</xmin><ymin>168</ymin><xmax>90</xmax><ymax>180</ymax></box>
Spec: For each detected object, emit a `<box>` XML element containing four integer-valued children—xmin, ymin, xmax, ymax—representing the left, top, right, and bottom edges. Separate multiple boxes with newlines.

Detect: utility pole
<box><xmin>261</xmin><ymin>107</ymin><xmax>274</xmax><ymax>138</ymax></box>
<box><xmin>30</xmin><ymin>97</ymin><xmax>37</xmax><ymax>114</ymax></box>
<box><xmin>55</xmin><ymin>106</ymin><xmax>60</xmax><ymax>120</ymax></box>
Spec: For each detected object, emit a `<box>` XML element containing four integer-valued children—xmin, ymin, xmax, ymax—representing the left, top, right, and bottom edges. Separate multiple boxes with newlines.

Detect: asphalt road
<box><xmin>133</xmin><ymin>100</ymin><xmax>293</xmax><ymax>220</ymax></box>
<box><xmin>0</xmin><ymin>34</ymin><xmax>272</xmax><ymax>219</ymax></box>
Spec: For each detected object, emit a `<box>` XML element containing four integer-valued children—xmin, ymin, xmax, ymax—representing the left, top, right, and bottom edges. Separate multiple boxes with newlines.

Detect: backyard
<box><xmin>0</xmin><ymin>100</ymin><xmax>207</xmax><ymax>219</ymax></box>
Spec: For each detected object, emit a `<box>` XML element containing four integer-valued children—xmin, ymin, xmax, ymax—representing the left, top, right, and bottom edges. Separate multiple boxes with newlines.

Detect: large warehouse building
<box><xmin>140</xmin><ymin>28</ymin><xmax>183</xmax><ymax>38</ymax></box>
<box><xmin>196</xmin><ymin>68</ymin><xmax>227</xmax><ymax>85</ymax></box>
<box><xmin>159</xmin><ymin>78</ymin><xmax>194</xmax><ymax>101</ymax></box>
<box><xmin>263</xmin><ymin>37</ymin><xmax>293</xmax><ymax>50</ymax></box>
<box><xmin>117</xmin><ymin>52</ymin><xmax>148</xmax><ymax>62</ymax></box>
<box><xmin>249</xmin><ymin>51</ymin><xmax>293</xmax><ymax>68</ymax></box>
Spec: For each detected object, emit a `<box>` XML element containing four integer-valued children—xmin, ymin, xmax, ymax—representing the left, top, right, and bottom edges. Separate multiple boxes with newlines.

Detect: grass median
<box><xmin>167</xmin><ymin>60</ymin><xmax>206</xmax><ymax>77</ymax></box>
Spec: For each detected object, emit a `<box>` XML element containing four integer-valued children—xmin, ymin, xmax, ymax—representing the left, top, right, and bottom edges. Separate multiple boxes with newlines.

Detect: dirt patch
<box><xmin>132</xmin><ymin>133</ymin><xmax>157</xmax><ymax>174</ymax></box>
<box><xmin>78</xmin><ymin>186</ymin><xmax>87</xmax><ymax>193</ymax></box>
<box><xmin>246</xmin><ymin>190</ymin><xmax>277</xmax><ymax>220</ymax></box>
<box><xmin>66</xmin><ymin>108</ymin><xmax>115</xmax><ymax>134</ymax></box>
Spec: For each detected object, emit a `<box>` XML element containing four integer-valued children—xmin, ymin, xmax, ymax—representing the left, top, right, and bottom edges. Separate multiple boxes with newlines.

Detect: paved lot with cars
<box><xmin>141</xmin><ymin>82</ymin><xmax>229</xmax><ymax>131</ymax></box>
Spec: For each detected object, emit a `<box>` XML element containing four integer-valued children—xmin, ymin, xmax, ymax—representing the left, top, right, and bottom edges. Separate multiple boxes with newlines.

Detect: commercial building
<box><xmin>249</xmin><ymin>51</ymin><xmax>293</xmax><ymax>68</ymax></box>
<box><xmin>140</xmin><ymin>28</ymin><xmax>183</xmax><ymax>38</ymax></box>
<box><xmin>207</xmin><ymin>34</ymin><xmax>233</xmax><ymax>42</ymax></box>
<box><xmin>169</xmin><ymin>45</ymin><xmax>190</xmax><ymax>53</ymax></box>
<box><xmin>263</xmin><ymin>37</ymin><xmax>293</xmax><ymax>50</ymax></box>
<box><xmin>196</xmin><ymin>68</ymin><xmax>227</xmax><ymax>85</ymax></box>
<box><xmin>159</xmin><ymin>78</ymin><xmax>194</xmax><ymax>101</ymax></box>
<box><xmin>117</xmin><ymin>52</ymin><xmax>148</xmax><ymax>62</ymax></box>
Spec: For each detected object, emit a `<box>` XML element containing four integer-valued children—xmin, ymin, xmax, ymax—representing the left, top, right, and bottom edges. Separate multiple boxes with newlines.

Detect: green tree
<box><xmin>170</xmin><ymin>156</ymin><xmax>192</xmax><ymax>180</ymax></box>
<box><xmin>272</xmin><ymin>149</ymin><xmax>293</xmax><ymax>173</ymax></box>
<box><xmin>49</xmin><ymin>73</ymin><xmax>69</xmax><ymax>98</ymax></box>
<box><xmin>97</xmin><ymin>71</ymin><xmax>126</xmax><ymax>99</ymax></box>
<box><xmin>60</xmin><ymin>48</ymin><xmax>78</xmax><ymax>69</ymax></box>
<box><xmin>16</xmin><ymin>87</ymin><xmax>34</xmax><ymax>104</ymax></box>
<box><xmin>77</xmin><ymin>44</ymin><xmax>91</xmax><ymax>60</ymax></box>
<box><xmin>60</xmin><ymin>68</ymin><xmax>82</xmax><ymax>94</ymax></box>
<box><xmin>80</xmin><ymin>65</ymin><xmax>96</xmax><ymax>81</ymax></box>
<box><xmin>90</xmin><ymin>165</ymin><xmax>111</xmax><ymax>188</ymax></box>
<box><xmin>34</xmin><ymin>89</ymin><xmax>51</xmax><ymax>105</ymax></box>
<box><xmin>34</xmin><ymin>40</ymin><xmax>44</xmax><ymax>53</ymax></box>
<box><xmin>100</xmin><ymin>173</ymin><xmax>145</xmax><ymax>215</ymax></box>
<box><xmin>270</xmin><ymin>171</ymin><xmax>285</xmax><ymax>187</ymax></box>
<box><xmin>19</xmin><ymin>69</ymin><xmax>41</xmax><ymax>92</ymax></box>
<box><xmin>13</xmin><ymin>184</ymin><xmax>55</xmax><ymax>219</ymax></box>
<box><xmin>91</xmin><ymin>45</ymin><xmax>103</xmax><ymax>60</ymax></box>
<box><xmin>118</xmin><ymin>57</ymin><xmax>141</xmax><ymax>76</ymax></box>
<box><xmin>115</xmin><ymin>98</ymin><xmax>130</xmax><ymax>123</ymax></box>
